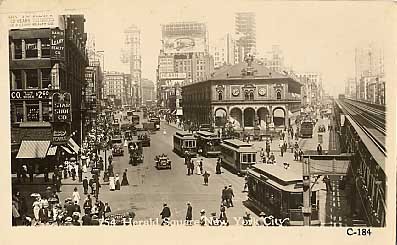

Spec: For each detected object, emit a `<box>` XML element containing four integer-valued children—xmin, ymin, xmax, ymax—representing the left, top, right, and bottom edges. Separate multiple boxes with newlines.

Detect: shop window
<box><xmin>25</xmin><ymin>39</ymin><xmax>38</xmax><ymax>58</ymax></box>
<box><xmin>14</xmin><ymin>103</ymin><xmax>24</xmax><ymax>123</ymax></box>
<box><xmin>26</xmin><ymin>102</ymin><xmax>40</xmax><ymax>121</ymax></box>
<box><xmin>41</xmin><ymin>38</ymin><xmax>51</xmax><ymax>58</ymax></box>
<box><xmin>42</xmin><ymin>102</ymin><xmax>50</xmax><ymax>121</ymax></box>
<box><xmin>12</xmin><ymin>70</ymin><xmax>23</xmax><ymax>89</ymax></box>
<box><xmin>41</xmin><ymin>69</ymin><xmax>51</xmax><ymax>89</ymax></box>
<box><xmin>26</xmin><ymin>69</ymin><xmax>39</xmax><ymax>88</ymax></box>
<box><xmin>14</xmin><ymin>39</ymin><xmax>22</xmax><ymax>59</ymax></box>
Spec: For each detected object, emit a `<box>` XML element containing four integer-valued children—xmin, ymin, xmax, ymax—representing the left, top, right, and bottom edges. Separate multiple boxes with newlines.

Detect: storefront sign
<box><xmin>52</xmin><ymin>92</ymin><xmax>72</xmax><ymax>122</ymax></box>
<box><xmin>10</xmin><ymin>90</ymin><xmax>50</xmax><ymax>100</ymax></box>
<box><xmin>52</xmin><ymin>123</ymin><xmax>70</xmax><ymax>144</ymax></box>
<box><xmin>51</xmin><ymin>28</ymin><xmax>65</xmax><ymax>60</ymax></box>
<box><xmin>159</xmin><ymin>72</ymin><xmax>187</xmax><ymax>80</ymax></box>
<box><xmin>8</xmin><ymin>14</ymin><xmax>65</xmax><ymax>30</ymax></box>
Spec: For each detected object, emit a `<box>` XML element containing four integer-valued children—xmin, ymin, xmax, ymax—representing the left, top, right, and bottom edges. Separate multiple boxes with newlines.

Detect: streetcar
<box><xmin>173</xmin><ymin>131</ymin><xmax>197</xmax><ymax>157</ymax></box>
<box><xmin>219</xmin><ymin>139</ymin><xmax>257</xmax><ymax>176</ymax></box>
<box><xmin>149</xmin><ymin>117</ymin><xmax>161</xmax><ymax>130</ymax></box>
<box><xmin>300</xmin><ymin>121</ymin><xmax>314</xmax><ymax>138</ymax></box>
<box><xmin>195</xmin><ymin>131</ymin><xmax>221</xmax><ymax>157</ymax></box>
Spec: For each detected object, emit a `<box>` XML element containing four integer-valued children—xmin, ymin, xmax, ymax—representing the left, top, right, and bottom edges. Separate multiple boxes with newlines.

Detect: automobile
<box><xmin>155</xmin><ymin>154</ymin><xmax>171</xmax><ymax>169</ymax></box>
<box><xmin>199</xmin><ymin>124</ymin><xmax>213</xmax><ymax>132</ymax></box>
<box><xmin>318</xmin><ymin>125</ymin><xmax>326</xmax><ymax>132</ymax></box>
<box><xmin>128</xmin><ymin>141</ymin><xmax>143</xmax><ymax>166</ymax></box>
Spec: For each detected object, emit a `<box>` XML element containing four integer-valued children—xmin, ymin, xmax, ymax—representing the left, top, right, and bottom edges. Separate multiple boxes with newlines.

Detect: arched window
<box><xmin>249</xmin><ymin>91</ymin><xmax>254</xmax><ymax>100</ymax></box>
<box><xmin>218</xmin><ymin>92</ymin><xmax>223</xmax><ymax>101</ymax></box>
<box><xmin>276</xmin><ymin>90</ymin><xmax>282</xmax><ymax>100</ymax></box>
<box><xmin>245</xmin><ymin>91</ymin><xmax>250</xmax><ymax>100</ymax></box>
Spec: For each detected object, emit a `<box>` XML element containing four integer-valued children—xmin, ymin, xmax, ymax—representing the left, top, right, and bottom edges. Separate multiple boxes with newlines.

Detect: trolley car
<box><xmin>128</xmin><ymin>139</ymin><xmax>143</xmax><ymax>166</ymax></box>
<box><xmin>220</xmin><ymin>139</ymin><xmax>257</xmax><ymax>176</ymax></box>
<box><xmin>300</xmin><ymin>121</ymin><xmax>314</xmax><ymax>138</ymax></box>
<box><xmin>195</xmin><ymin>131</ymin><xmax>221</xmax><ymax>157</ymax></box>
<box><xmin>173</xmin><ymin>131</ymin><xmax>197</xmax><ymax>157</ymax></box>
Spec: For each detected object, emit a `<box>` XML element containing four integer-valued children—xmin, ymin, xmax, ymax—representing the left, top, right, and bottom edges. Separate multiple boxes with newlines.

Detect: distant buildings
<box><xmin>235</xmin><ymin>12</ymin><xmax>256</xmax><ymax>63</ymax></box>
<box><xmin>353</xmin><ymin>44</ymin><xmax>385</xmax><ymax>105</ymax></box>
<box><xmin>297</xmin><ymin>72</ymin><xmax>323</xmax><ymax>107</ymax></box>
<box><xmin>211</xmin><ymin>33</ymin><xmax>236</xmax><ymax>69</ymax></box>
<box><xmin>157</xmin><ymin>21</ymin><xmax>214</xmax><ymax>115</ymax></box>
<box><xmin>103</xmin><ymin>71</ymin><xmax>127</xmax><ymax>107</ymax></box>
<box><xmin>259</xmin><ymin>45</ymin><xmax>285</xmax><ymax>73</ymax></box>
<box><xmin>141</xmin><ymin>78</ymin><xmax>155</xmax><ymax>105</ymax></box>
<box><xmin>345</xmin><ymin>78</ymin><xmax>356</xmax><ymax>100</ymax></box>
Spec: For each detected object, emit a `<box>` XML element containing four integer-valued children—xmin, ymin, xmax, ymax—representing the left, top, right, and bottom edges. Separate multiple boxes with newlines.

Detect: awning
<box><xmin>68</xmin><ymin>138</ymin><xmax>80</xmax><ymax>153</ymax></box>
<box><xmin>176</xmin><ymin>109</ymin><xmax>183</xmax><ymax>116</ymax></box>
<box><xmin>47</xmin><ymin>146</ymin><xmax>58</xmax><ymax>156</ymax></box>
<box><xmin>61</xmin><ymin>146</ymin><xmax>73</xmax><ymax>154</ymax></box>
<box><xmin>16</xmin><ymin>140</ymin><xmax>51</xmax><ymax>159</ymax></box>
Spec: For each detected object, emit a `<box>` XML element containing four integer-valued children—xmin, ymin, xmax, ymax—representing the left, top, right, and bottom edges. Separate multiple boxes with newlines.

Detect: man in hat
<box><xmin>185</xmin><ymin>202</ymin><xmax>193</xmax><ymax>225</ymax></box>
<box><xmin>83</xmin><ymin>177</ymin><xmax>89</xmax><ymax>195</ymax></box>
<box><xmin>226</xmin><ymin>185</ymin><xmax>234</xmax><ymax>207</ymax></box>
<box><xmin>89</xmin><ymin>177</ymin><xmax>95</xmax><ymax>195</ymax></box>
<box><xmin>257</xmin><ymin>212</ymin><xmax>266</xmax><ymax>226</ymax></box>
<box><xmin>221</xmin><ymin>186</ymin><xmax>228</xmax><ymax>205</ymax></box>
<box><xmin>202</xmin><ymin>171</ymin><xmax>210</xmax><ymax>186</ymax></box>
<box><xmin>160</xmin><ymin>203</ymin><xmax>171</xmax><ymax>226</ymax></box>
<box><xmin>317</xmin><ymin>143</ymin><xmax>323</xmax><ymax>155</ymax></box>
<box><xmin>73</xmin><ymin>200</ymin><xmax>81</xmax><ymax>214</ymax></box>
<box><xmin>209</xmin><ymin>212</ymin><xmax>220</xmax><ymax>226</ymax></box>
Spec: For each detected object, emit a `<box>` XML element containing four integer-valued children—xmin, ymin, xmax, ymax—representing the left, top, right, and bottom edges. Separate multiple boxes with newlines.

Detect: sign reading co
<box><xmin>50</xmin><ymin>28</ymin><xmax>65</xmax><ymax>60</ymax></box>
<box><xmin>10</xmin><ymin>90</ymin><xmax>50</xmax><ymax>100</ymax></box>
<box><xmin>52</xmin><ymin>92</ymin><xmax>72</xmax><ymax>122</ymax></box>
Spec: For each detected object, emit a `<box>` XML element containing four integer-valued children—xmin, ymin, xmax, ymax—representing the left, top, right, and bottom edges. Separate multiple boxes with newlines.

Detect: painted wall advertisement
<box><xmin>52</xmin><ymin>92</ymin><xmax>72</xmax><ymax>122</ymax></box>
<box><xmin>52</xmin><ymin>123</ymin><xmax>70</xmax><ymax>144</ymax></box>
<box><xmin>51</xmin><ymin>28</ymin><xmax>65</xmax><ymax>60</ymax></box>
<box><xmin>8</xmin><ymin>14</ymin><xmax>65</xmax><ymax>30</ymax></box>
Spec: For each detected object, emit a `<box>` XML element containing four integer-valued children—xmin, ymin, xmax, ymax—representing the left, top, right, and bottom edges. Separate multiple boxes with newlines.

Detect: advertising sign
<box><xmin>163</xmin><ymin>36</ymin><xmax>206</xmax><ymax>54</ymax></box>
<box><xmin>52</xmin><ymin>92</ymin><xmax>72</xmax><ymax>122</ymax></box>
<box><xmin>52</xmin><ymin>123</ymin><xmax>70</xmax><ymax>144</ymax></box>
<box><xmin>159</xmin><ymin>72</ymin><xmax>187</xmax><ymax>80</ymax></box>
<box><xmin>51</xmin><ymin>28</ymin><xmax>65</xmax><ymax>60</ymax></box>
<box><xmin>8</xmin><ymin>14</ymin><xmax>65</xmax><ymax>30</ymax></box>
<box><xmin>10</xmin><ymin>90</ymin><xmax>50</xmax><ymax>100</ymax></box>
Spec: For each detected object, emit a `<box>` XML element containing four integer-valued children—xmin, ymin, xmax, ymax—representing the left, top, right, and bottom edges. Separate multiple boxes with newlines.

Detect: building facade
<box><xmin>9</xmin><ymin>14</ymin><xmax>87</xmax><ymax>172</ymax></box>
<box><xmin>297</xmin><ymin>72</ymin><xmax>323</xmax><ymax>107</ymax></box>
<box><xmin>141</xmin><ymin>78</ymin><xmax>155</xmax><ymax>105</ymax></box>
<box><xmin>259</xmin><ymin>45</ymin><xmax>285</xmax><ymax>73</ymax></box>
<box><xmin>182</xmin><ymin>57</ymin><xmax>302</xmax><ymax>131</ymax></box>
<box><xmin>345</xmin><ymin>78</ymin><xmax>356</xmax><ymax>100</ymax></box>
<box><xmin>235</xmin><ymin>12</ymin><xmax>256</xmax><ymax>63</ymax></box>
<box><xmin>212</xmin><ymin>33</ymin><xmax>236</xmax><ymax>69</ymax></box>
<box><xmin>103</xmin><ymin>71</ymin><xmax>127</xmax><ymax>107</ymax></box>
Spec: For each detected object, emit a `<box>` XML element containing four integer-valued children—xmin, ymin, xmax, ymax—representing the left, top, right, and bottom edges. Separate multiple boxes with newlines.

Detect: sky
<box><xmin>1</xmin><ymin>0</ymin><xmax>394</xmax><ymax>96</ymax></box>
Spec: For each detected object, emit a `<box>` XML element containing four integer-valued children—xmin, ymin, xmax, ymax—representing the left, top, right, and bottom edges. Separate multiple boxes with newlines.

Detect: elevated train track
<box><xmin>337</xmin><ymin>98</ymin><xmax>386</xmax><ymax>155</ymax></box>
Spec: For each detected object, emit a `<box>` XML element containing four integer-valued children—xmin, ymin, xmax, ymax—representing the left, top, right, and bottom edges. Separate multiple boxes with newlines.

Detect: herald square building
<box><xmin>181</xmin><ymin>56</ymin><xmax>302</xmax><ymax>132</ymax></box>
<box><xmin>9</xmin><ymin>14</ymin><xmax>88</xmax><ymax>174</ymax></box>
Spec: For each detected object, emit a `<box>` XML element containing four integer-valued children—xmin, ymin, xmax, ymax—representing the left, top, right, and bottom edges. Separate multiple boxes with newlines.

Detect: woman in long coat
<box><xmin>109</xmin><ymin>176</ymin><xmax>115</xmax><ymax>191</ymax></box>
<box><xmin>121</xmin><ymin>169</ymin><xmax>129</xmax><ymax>186</ymax></box>
<box><xmin>115</xmin><ymin>174</ymin><xmax>121</xmax><ymax>190</ymax></box>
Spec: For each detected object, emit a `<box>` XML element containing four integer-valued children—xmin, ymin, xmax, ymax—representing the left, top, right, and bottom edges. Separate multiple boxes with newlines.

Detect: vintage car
<box><xmin>155</xmin><ymin>155</ymin><xmax>171</xmax><ymax>169</ymax></box>
<box><xmin>137</xmin><ymin>132</ymin><xmax>150</xmax><ymax>147</ymax></box>
<box><xmin>112</xmin><ymin>137</ymin><xmax>124</xmax><ymax>156</ymax></box>
<box><xmin>128</xmin><ymin>141</ymin><xmax>143</xmax><ymax>166</ymax></box>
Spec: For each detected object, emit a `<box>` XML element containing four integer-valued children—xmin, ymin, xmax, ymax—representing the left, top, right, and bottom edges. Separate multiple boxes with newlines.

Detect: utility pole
<box><xmin>302</xmin><ymin>158</ymin><xmax>311</xmax><ymax>226</ymax></box>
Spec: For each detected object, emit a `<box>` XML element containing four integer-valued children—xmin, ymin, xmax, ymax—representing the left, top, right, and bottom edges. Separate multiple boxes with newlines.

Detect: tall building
<box><xmin>157</xmin><ymin>21</ymin><xmax>214</xmax><ymax>114</ymax></box>
<box><xmin>211</xmin><ymin>33</ymin><xmax>236</xmax><ymax>69</ymax></box>
<box><xmin>355</xmin><ymin>44</ymin><xmax>385</xmax><ymax>104</ymax></box>
<box><xmin>141</xmin><ymin>78</ymin><xmax>155</xmax><ymax>105</ymax></box>
<box><xmin>296</xmin><ymin>72</ymin><xmax>323</xmax><ymax>107</ymax></box>
<box><xmin>9</xmin><ymin>14</ymin><xmax>87</xmax><ymax>172</ymax></box>
<box><xmin>235</xmin><ymin>12</ymin><xmax>256</xmax><ymax>63</ymax></box>
<box><xmin>121</xmin><ymin>25</ymin><xmax>142</xmax><ymax>106</ymax></box>
<box><xmin>103</xmin><ymin>71</ymin><xmax>127</xmax><ymax>107</ymax></box>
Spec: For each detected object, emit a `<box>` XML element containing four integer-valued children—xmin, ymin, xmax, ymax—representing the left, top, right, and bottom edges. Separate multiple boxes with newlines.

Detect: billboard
<box><xmin>50</xmin><ymin>28</ymin><xmax>65</xmax><ymax>60</ymax></box>
<box><xmin>52</xmin><ymin>123</ymin><xmax>70</xmax><ymax>144</ymax></box>
<box><xmin>163</xmin><ymin>36</ymin><xmax>206</xmax><ymax>54</ymax></box>
<box><xmin>159</xmin><ymin>72</ymin><xmax>186</xmax><ymax>80</ymax></box>
<box><xmin>8</xmin><ymin>14</ymin><xmax>65</xmax><ymax>30</ymax></box>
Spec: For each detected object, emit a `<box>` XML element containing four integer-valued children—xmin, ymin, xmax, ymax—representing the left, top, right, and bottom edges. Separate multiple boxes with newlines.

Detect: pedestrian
<box><xmin>202</xmin><ymin>171</ymin><xmax>210</xmax><ymax>186</ymax></box>
<box><xmin>189</xmin><ymin>160</ymin><xmax>195</xmax><ymax>176</ymax></box>
<box><xmin>199</xmin><ymin>158</ymin><xmax>204</xmax><ymax>174</ymax></box>
<box><xmin>32</xmin><ymin>196</ymin><xmax>41</xmax><ymax>223</ymax></box>
<box><xmin>226</xmin><ymin>185</ymin><xmax>234</xmax><ymax>207</ymax></box>
<box><xmin>71</xmin><ymin>166</ymin><xmax>76</xmax><ymax>181</ymax></box>
<box><xmin>294</xmin><ymin>150</ymin><xmax>298</xmax><ymax>161</ymax></box>
<box><xmin>257</xmin><ymin>212</ymin><xmax>266</xmax><ymax>226</ymax></box>
<box><xmin>266</xmin><ymin>144</ymin><xmax>270</xmax><ymax>158</ymax></box>
<box><xmin>109</xmin><ymin>175</ymin><xmax>115</xmax><ymax>191</ymax></box>
<box><xmin>83</xmin><ymin>197</ymin><xmax>92</xmax><ymax>215</ymax></box>
<box><xmin>219</xmin><ymin>203</ymin><xmax>228</xmax><ymax>225</ymax></box>
<box><xmin>89</xmin><ymin>177</ymin><xmax>95</xmax><ymax>194</ymax></box>
<box><xmin>243</xmin><ymin>211</ymin><xmax>253</xmax><ymax>226</ymax></box>
<box><xmin>215</xmin><ymin>160</ymin><xmax>221</xmax><ymax>174</ymax></box>
<box><xmin>73</xmin><ymin>200</ymin><xmax>81</xmax><ymax>214</ymax></box>
<box><xmin>82</xmin><ymin>210</ymin><xmax>92</xmax><ymax>226</ymax></box>
<box><xmin>209</xmin><ymin>212</ymin><xmax>220</xmax><ymax>226</ymax></box>
<box><xmin>323</xmin><ymin>176</ymin><xmax>332</xmax><ymax>192</ymax></box>
<box><xmin>269</xmin><ymin>152</ymin><xmax>276</xmax><ymax>164</ymax></box>
<box><xmin>78</xmin><ymin>165</ymin><xmax>83</xmax><ymax>182</ymax></box>
<box><xmin>115</xmin><ymin>174</ymin><xmax>121</xmax><ymax>190</ymax></box>
<box><xmin>199</xmin><ymin>209</ymin><xmax>207</xmax><ymax>226</ymax></box>
<box><xmin>160</xmin><ymin>203</ymin><xmax>171</xmax><ymax>226</ymax></box>
<box><xmin>185</xmin><ymin>202</ymin><xmax>193</xmax><ymax>225</ymax></box>
<box><xmin>72</xmin><ymin>187</ymin><xmax>80</xmax><ymax>204</ymax></box>
<box><xmin>104</xmin><ymin>202</ymin><xmax>112</xmax><ymax>219</ymax></box>
<box><xmin>221</xmin><ymin>186</ymin><xmax>228</xmax><ymax>204</ymax></box>
<box><xmin>121</xmin><ymin>169</ymin><xmax>129</xmax><ymax>186</ymax></box>
<box><xmin>83</xmin><ymin>177</ymin><xmax>89</xmax><ymax>195</ymax></box>
<box><xmin>243</xmin><ymin>175</ymin><xmax>249</xmax><ymax>192</ymax></box>
<box><xmin>299</xmin><ymin>149</ymin><xmax>304</xmax><ymax>161</ymax></box>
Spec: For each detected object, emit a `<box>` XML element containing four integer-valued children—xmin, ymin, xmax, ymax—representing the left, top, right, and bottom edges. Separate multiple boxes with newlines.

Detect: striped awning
<box><xmin>68</xmin><ymin>138</ymin><xmax>80</xmax><ymax>153</ymax></box>
<box><xmin>61</xmin><ymin>146</ymin><xmax>73</xmax><ymax>154</ymax></box>
<box><xmin>47</xmin><ymin>146</ymin><xmax>58</xmax><ymax>156</ymax></box>
<box><xmin>16</xmin><ymin>140</ymin><xmax>51</xmax><ymax>159</ymax></box>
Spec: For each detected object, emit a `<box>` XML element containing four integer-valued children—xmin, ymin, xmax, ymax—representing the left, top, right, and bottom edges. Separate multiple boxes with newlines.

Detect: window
<box><xmin>12</xmin><ymin>70</ymin><xmax>23</xmax><ymax>89</ymax></box>
<box><xmin>25</xmin><ymin>39</ymin><xmax>38</xmax><ymax>58</ymax></box>
<box><xmin>14</xmin><ymin>40</ymin><xmax>22</xmax><ymax>59</ymax></box>
<box><xmin>218</xmin><ymin>92</ymin><xmax>223</xmax><ymax>100</ymax></box>
<box><xmin>26</xmin><ymin>102</ymin><xmax>40</xmax><ymax>121</ymax></box>
<box><xmin>276</xmin><ymin>90</ymin><xmax>282</xmax><ymax>100</ymax></box>
<box><xmin>42</xmin><ymin>102</ymin><xmax>50</xmax><ymax>121</ymax></box>
<box><xmin>26</xmin><ymin>69</ymin><xmax>39</xmax><ymax>88</ymax></box>
<box><xmin>41</xmin><ymin>38</ymin><xmax>51</xmax><ymax>58</ymax></box>
<box><xmin>14</xmin><ymin>103</ymin><xmax>24</xmax><ymax>123</ymax></box>
<box><xmin>41</xmin><ymin>69</ymin><xmax>51</xmax><ymax>88</ymax></box>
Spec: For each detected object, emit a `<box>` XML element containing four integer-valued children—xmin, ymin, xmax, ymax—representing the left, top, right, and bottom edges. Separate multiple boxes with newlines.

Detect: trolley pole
<box><xmin>302</xmin><ymin>158</ymin><xmax>311</xmax><ymax>226</ymax></box>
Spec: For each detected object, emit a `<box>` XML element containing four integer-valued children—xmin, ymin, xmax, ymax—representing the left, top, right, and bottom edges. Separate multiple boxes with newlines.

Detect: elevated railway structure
<box><xmin>334</xmin><ymin>98</ymin><xmax>385</xmax><ymax>227</ymax></box>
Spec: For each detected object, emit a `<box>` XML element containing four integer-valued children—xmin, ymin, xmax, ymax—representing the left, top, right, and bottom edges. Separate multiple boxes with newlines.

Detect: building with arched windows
<box><xmin>182</xmin><ymin>57</ymin><xmax>302</xmax><ymax>131</ymax></box>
